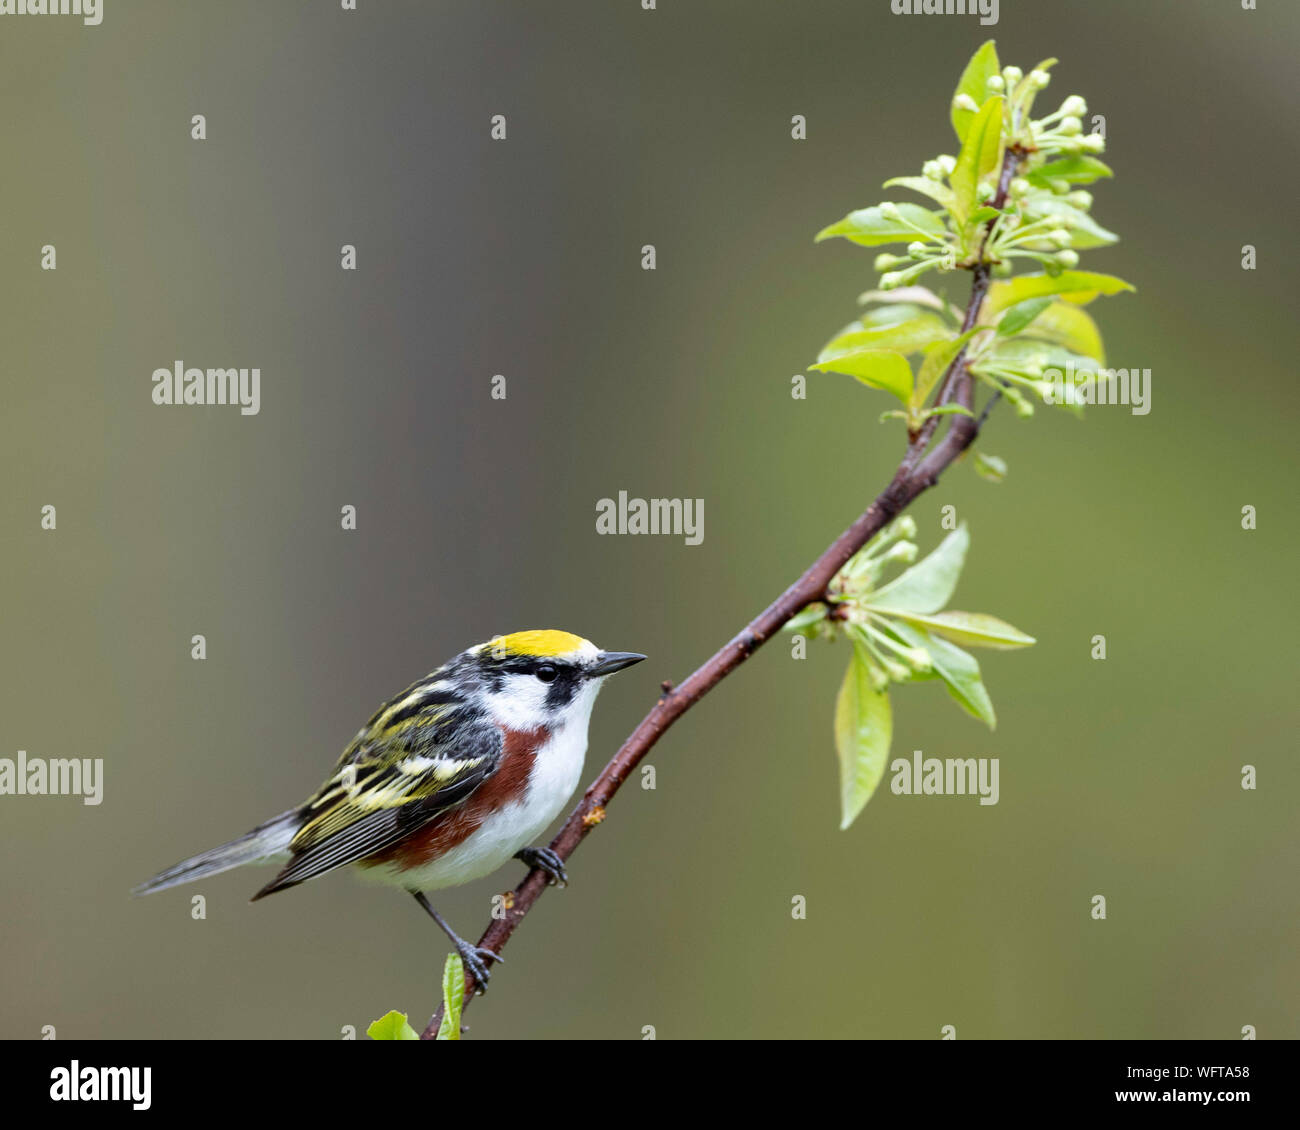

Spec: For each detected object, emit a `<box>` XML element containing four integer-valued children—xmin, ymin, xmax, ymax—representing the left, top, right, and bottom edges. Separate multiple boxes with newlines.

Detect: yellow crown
<box><xmin>487</xmin><ymin>630</ymin><xmax>592</xmax><ymax>658</ymax></box>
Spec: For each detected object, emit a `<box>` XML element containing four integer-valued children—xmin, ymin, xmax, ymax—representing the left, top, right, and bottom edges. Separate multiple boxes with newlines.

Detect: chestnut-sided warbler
<box><xmin>134</xmin><ymin>630</ymin><xmax>645</xmax><ymax>989</ymax></box>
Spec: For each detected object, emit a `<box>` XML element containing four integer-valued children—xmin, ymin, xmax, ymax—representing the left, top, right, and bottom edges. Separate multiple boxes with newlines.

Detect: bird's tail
<box><xmin>132</xmin><ymin>809</ymin><xmax>301</xmax><ymax>896</ymax></box>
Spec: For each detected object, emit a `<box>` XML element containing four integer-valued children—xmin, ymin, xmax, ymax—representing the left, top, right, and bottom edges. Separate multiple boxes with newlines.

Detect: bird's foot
<box><xmin>453</xmin><ymin>940</ymin><xmax>503</xmax><ymax>993</ymax></box>
<box><xmin>515</xmin><ymin>845</ymin><xmax>568</xmax><ymax>887</ymax></box>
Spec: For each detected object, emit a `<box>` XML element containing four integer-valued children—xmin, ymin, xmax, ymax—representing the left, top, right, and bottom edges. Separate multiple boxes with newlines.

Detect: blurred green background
<box><xmin>1</xmin><ymin>0</ymin><xmax>1296</xmax><ymax>1040</ymax></box>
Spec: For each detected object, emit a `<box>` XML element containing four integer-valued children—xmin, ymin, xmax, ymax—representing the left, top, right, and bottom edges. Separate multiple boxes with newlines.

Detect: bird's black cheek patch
<box><xmin>544</xmin><ymin>672</ymin><xmax>579</xmax><ymax>711</ymax></box>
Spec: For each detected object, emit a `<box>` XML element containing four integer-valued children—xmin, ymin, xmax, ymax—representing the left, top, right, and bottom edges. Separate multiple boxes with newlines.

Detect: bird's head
<box><xmin>464</xmin><ymin>630</ymin><xmax>645</xmax><ymax>732</ymax></box>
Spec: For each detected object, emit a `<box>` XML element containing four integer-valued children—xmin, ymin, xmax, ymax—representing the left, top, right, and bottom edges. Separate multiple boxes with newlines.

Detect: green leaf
<box><xmin>1026</xmin><ymin>155</ymin><xmax>1113</xmax><ymax>186</ymax></box>
<box><xmin>834</xmin><ymin>646</ymin><xmax>893</xmax><ymax>829</ymax></box>
<box><xmin>973</xmin><ymin>451</ymin><xmax>1008</xmax><ymax>482</ymax></box>
<box><xmin>985</xmin><ymin>271</ymin><xmax>1134</xmax><ymax>314</ymax></box>
<box><xmin>996</xmin><ymin>296</ymin><xmax>1054</xmax><ymax>337</ymax></box>
<box><xmin>435</xmin><ymin>954</ymin><xmax>466</xmax><ymax>1041</ymax></box>
<box><xmin>909</xmin><ymin>329</ymin><xmax>978</xmax><ymax>419</ymax></box>
<box><xmin>883</xmin><ymin>175</ymin><xmax>955</xmax><ymax>211</ymax></box>
<box><xmin>819</xmin><ymin>315</ymin><xmax>953</xmax><ymax>361</ymax></box>
<box><xmin>1022</xmin><ymin>196</ymin><xmax>1118</xmax><ymax>249</ymax></box>
<box><xmin>785</xmin><ymin>604</ymin><xmax>828</xmax><ymax>632</ymax></box>
<box><xmin>858</xmin><ymin>285</ymin><xmax>949</xmax><ymax>313</ymax></box>
<box><xmin>950</xmin><ymin>96</ymin><xmax>1004</xmax><ymax>228</ymax></box>
<box><xmin>815</xmin><ymin>203</ymin><xmax>947</xmax><ymax>247</ymax></box>
<box><xmin>889</xmin><ymin>621</ymin><xmax>997</xmax><ymax>728</ymax></box>
<box><xmin>984</xmin><ymin>336</ymin><xmax>1101</xmax><ymax>375</ymax></box>
<box><xmin>1018</xmin><ymin>300</ymin><xmax>1105</xmax><ymax>362</ymax></box>
<box><xmin>867</xmin><ymin>523</ymin><xmax>969</xmax><ymax>615</ymax></box>
<box><xmin>367</xmin><ymin>1010</ymin><xmax>420</xmax><ymax>1041</ymax></box>
<box><xmin>811</xmin><ymin>350</ymin><xmax>913</xmax><ymax>404</ymax></box>
<box><xmin>888</xmin><ymin>609</ymin><xmax>1034</xmax><ymax>650</ymax></box>
<box><xmin>951</xmin><ymin>40</ymin><xmax>1000</xmax><ymax>142</ymax></box>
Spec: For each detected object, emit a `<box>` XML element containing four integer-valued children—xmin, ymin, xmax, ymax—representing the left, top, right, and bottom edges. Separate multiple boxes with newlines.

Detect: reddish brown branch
<box><xmin>421</xmin><ymin>147</ymin><xmax>1027</xmax><ymax>1039</ymax></box>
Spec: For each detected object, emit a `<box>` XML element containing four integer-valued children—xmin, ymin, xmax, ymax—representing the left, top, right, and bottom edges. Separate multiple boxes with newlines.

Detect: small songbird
<box><xmin>134</xmin><ymin>630</ymin><xmax>645</xmax><ymax>989</ymax></box>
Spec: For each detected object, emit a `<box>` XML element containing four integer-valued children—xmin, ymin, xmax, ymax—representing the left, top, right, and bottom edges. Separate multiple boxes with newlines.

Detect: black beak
<box><xmin>588</xmin><ymin>651</ymin><xmax>647</xmax><ymax>677</ymax></box>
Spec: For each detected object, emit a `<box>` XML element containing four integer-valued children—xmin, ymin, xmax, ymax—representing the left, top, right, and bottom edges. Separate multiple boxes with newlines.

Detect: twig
<box><xmin>421</xmin><ymin>146</ymin><xmax>1027</xmax><ymax>1038</ymax></box>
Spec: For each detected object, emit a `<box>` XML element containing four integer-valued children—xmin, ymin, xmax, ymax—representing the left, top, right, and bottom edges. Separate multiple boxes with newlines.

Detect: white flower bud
<box><xmin>874</xmin><ymin>253</ymin><xmax>902</xmax><ymax>272</ymax></box>
<box><xmin>879</xmin><ymin>271</ymin><xmax>904</xmax><ymax>290</ymax></box>
<box><xmin>1067</xmin><ymin>190</ymin><xmax>1093</xmax><ymax>210</ymax></box>
<box><xmin>953</xmin><ymin>93</ymin><xmax>980</xmax><ymax>114</ymax></box>
<box><xmin>1083</xmin><ymin>133</ymin><xmax>1106</xmax><ymax>153</ymax></box>
<box><xmin>1048</xmin><ymin>228</ymin><xmax>1072</xmax><ymax>248</ymax></box>
<box><xmin>879</xmin><ymin>202</ymin><xmax>902</xmax><ymax>221</ymax></box>
<box><xmin>1002</xmin><ymin>66</ymin><xmax>1023</xmax><ymax>86</ymax></box>
<box><xmin>1030</xmin><ymin>70</ymin><xmax>1051</xmax><ymax>89</ymax></box>
<box><xmin>986</xmin><ymin>75</ymin><xmax>1005</xmax><ymax>93</ymax></box>
<box><xmin>1061</xmin><ymin>95</ymin><xmax>1087</xmax><ymax>116</ymax></box>
<box><xmin>923</xmin><ymin>159</ymin><xmax>944</xmax><ymax>180</ymax></box>
<box><xmin>1060</xmin><ymin>116</ymin><xmax>1083</xmax><ymax>135</ymax></box>
<box><xmin>905</xmin><ymin>648</ymin><xmax>933</xmax><ymax>673</ymax></box>
<box><xmin>1010</xmin><ymin>177</ymin><xmax>1031</xmax><ymax>198</ymax></box>
<box><xmin>907</xmin><ymin>241</ymin><xmax>927</xmax><ymax>257</ymax></box>
<box><xmin>937</xmin><ymin>154</ymin><xmax>957</xmax><ymax>174</ymax></box>
<box><xmin>1056</xmin><ymin>249</ymin><xmax>1079</xmax><ymax>268</ymax></box>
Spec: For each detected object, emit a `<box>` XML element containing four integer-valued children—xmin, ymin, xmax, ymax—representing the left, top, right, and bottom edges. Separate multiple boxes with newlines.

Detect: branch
<box><xmin>421</xmin><ymin>146</ymin><xmax>1027</xmax><ymax>1039</ymax></box>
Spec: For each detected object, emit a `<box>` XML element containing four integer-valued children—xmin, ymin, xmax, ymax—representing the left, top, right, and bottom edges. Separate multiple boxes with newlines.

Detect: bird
<box><xmin>133</xmin><ymin>629</ymin><xmax>645</xmax><ymax>990</ymax></box>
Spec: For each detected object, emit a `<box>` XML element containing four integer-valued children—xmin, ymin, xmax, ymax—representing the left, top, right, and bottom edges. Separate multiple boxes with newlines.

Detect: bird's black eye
<box><xmin>535</xmin><ymin>663</ymin><xmax>558</xmax><ymax>683</ymax></box>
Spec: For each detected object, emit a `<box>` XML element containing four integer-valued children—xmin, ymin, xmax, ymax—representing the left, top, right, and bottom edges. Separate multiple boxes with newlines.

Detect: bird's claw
<box><xmin>455</xmin><ymin>943</ymin><xmax>503</xmax><ymax>993</ymax></box>
<box><xmin>515</xmin><ymin>846</ymin><xmax>568</xmax><ymax>887</ymax></box>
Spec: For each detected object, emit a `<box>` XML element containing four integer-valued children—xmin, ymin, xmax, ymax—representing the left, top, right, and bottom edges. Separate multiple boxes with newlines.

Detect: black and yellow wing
<box><xmin>252</xmin><ymin>678</ymin><xmax>502</xmax><ymax>900</ymax></box>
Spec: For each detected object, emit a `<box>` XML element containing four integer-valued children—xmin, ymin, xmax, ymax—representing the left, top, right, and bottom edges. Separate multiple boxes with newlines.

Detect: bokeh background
<box><xmin>1</xmin><ymin>0</ymin><xmax>1296</xmax><ymax>1040</ymax></box>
